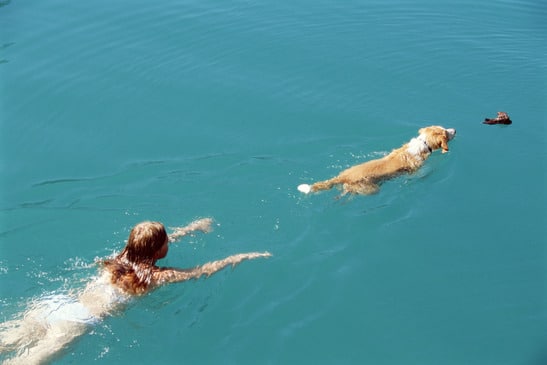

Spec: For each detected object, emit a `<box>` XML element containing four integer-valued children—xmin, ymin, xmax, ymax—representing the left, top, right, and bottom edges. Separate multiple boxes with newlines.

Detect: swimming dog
<box><xmin>297</xmin><ymin>126</ymin><xmax>456</xmax><ymax>196</ymax></box>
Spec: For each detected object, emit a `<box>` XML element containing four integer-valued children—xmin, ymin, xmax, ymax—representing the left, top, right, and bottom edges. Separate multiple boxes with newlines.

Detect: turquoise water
<box><xmin>1</xmin><ymin>0</ymin><xmax>546</xmax><ymax>363</ymax></box>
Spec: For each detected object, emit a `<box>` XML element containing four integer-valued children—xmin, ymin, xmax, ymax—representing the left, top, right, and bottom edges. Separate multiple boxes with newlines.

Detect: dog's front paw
<box><xmin>297</xmin><ymin>184</ymin><xmax>312</xmax><ymax>194</ymax></box>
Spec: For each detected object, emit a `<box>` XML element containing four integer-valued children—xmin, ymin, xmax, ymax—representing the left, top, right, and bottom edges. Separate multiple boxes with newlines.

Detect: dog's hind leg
<box><xmin>343</xmin><ymin>182</ymin><xmax>379</xmax><ymax>195</ymax></box>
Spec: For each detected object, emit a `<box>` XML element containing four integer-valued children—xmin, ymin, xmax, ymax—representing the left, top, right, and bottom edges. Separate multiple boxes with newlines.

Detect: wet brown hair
<box><xmin>103</xmin><ymin>221</ymin><xmax>168</xmax><ymax>295</ymax></box>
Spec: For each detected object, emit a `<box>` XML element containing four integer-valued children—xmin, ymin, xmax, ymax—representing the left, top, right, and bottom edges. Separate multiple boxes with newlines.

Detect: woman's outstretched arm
<box><xmin>168</xmin><ymin>218</ymin><xmax>214</xmax><ymax>243</ymax></box>
<box><xmin>153</xmin><ymin>252</ymin><xmax>272</xmax><ymax>285</ymax></box>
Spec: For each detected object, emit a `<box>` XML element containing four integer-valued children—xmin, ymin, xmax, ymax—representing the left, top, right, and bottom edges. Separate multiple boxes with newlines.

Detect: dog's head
<box><xmin>418</xmin><ymin>126</ymin><xmax>456</xmax><ymax>153</ymax></box>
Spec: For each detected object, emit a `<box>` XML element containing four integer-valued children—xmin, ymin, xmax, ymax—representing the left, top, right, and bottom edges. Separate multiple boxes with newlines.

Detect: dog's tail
<box><xmin>297</xmin><ymin>177</ymin><xmax>343</xmax><ymax>194</ymax></box>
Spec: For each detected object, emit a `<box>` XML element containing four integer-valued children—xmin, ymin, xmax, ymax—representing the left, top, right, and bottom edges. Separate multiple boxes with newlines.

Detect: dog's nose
<box><xmin>446</xmin><ymin>128</ymin><xmax>456</xmax><ymax>140</ymax></box>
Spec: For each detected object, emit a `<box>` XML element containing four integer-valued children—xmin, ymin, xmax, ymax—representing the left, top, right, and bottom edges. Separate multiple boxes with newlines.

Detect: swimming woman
<box><xmin>0</xmin><ymin>218</ymin><xmax>271</xmax><ymax>364</ymax></box>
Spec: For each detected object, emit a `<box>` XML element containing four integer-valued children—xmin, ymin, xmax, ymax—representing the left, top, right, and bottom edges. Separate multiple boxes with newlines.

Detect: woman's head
<box><xmin>122</xmin><ymin>221</ymin><xmax>168</xmax><ymax>264</ymax></box>
<box><xmin>103</xmin><ymin>221</ymin><xmax>168</xmax><ymax>295</ymax></box>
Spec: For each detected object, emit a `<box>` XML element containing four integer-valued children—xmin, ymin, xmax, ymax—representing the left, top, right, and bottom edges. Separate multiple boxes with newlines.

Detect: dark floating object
<box><xmin>484</xmin><ymin>111</ymin><xmax>512</xmax><ymax>125</ymax></box>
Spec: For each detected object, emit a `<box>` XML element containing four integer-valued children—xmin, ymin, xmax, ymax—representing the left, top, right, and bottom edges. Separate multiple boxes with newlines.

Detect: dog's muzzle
<box><xmin>446</xmin><ymin>128</ymin><xmax>456</xmax><ymax>140</ymax></box>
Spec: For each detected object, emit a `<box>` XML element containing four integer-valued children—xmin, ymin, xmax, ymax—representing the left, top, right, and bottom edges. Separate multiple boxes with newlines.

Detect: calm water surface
<box><xmin>1</xmin><ymin>0</ymin><xmax>546</xmax><ymax>364</ymax></box>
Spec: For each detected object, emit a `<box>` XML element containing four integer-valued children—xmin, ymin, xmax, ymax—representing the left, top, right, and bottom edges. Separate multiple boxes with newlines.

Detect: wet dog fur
<box><xmin>298</xmin><ymin>126</ymin><xmax>456</xmax><ymax>196</ymax></box>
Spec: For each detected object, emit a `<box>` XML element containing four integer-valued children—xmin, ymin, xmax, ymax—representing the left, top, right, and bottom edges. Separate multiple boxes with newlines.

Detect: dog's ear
<box><xmin>428</xmin><ymin>128</ymin><xmax>450</xmax><ymax>153</ymax></box>
<box><xmin>440</xmin><ymin>132</ymin><xmax>449</xmax><ymax>153</ymax></box>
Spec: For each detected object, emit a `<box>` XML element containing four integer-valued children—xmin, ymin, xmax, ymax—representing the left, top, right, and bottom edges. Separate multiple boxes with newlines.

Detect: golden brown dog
<box><xmin>298</xmin><ymin>126</ymin><xmax>456</xmax><ymax>196</ymax></box>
